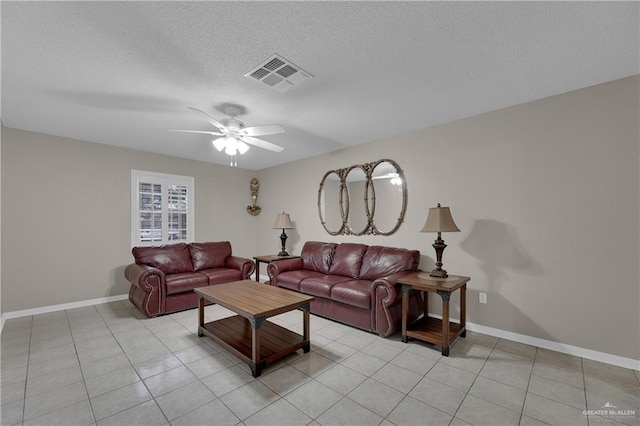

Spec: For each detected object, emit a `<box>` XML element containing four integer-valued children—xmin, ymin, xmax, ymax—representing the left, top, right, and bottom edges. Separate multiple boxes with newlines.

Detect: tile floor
<box><xmin>1</xmin><ymin>300</ymin><xmax>639</xmax><ymax>426</ymax></box>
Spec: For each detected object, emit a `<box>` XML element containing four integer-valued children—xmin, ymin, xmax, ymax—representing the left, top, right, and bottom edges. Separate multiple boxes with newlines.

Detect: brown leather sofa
<box><xmin>124</xmin><ymin>241</ymin><xmax>254</xmax><ymax>317</ymax></box>
<box><xmin>267</xmin><ymin>241</ymin><xmax>423</xmax><ymax>337</ymax></box>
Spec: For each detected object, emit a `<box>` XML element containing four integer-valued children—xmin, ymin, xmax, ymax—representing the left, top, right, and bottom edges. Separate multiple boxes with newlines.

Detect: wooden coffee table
<box><xmin>194</xmin><ymin>279</ymin><xmax>314</xmax><ymax>377</ymax></box>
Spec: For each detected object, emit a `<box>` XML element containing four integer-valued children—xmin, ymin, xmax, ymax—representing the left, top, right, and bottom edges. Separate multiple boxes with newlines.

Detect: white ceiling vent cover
<box><xmin>245</xmin><ymin>53</ymin><xmax>313</xmax><ymax>92</ymax></box>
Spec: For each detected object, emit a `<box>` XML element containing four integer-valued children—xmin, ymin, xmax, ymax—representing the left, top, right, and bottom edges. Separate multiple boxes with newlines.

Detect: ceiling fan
<box><xmin>170</xmin><ymin>105</ymin><xmax>284</xmax><ymax>166</ymax></box>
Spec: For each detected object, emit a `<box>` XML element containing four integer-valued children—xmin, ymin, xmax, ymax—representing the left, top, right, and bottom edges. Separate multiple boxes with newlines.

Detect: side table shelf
<box><xmin>397</xmin><ymin>272</ymin><xmax>470</xmax><ymax>356</ymax></box>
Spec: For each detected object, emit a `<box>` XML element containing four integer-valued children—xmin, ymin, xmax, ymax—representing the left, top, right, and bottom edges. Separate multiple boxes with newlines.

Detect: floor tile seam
<box><xmin>22</xmin><ymin>392</ymin><xmax>92</xmax><ymax>423</ymax></box>
<box><xmin>387</xmin><ymin>393</ymin><xmax>454</xmax><ymax>423</ymax></box>
<box><xmin>94</xmin><ymin>305</ymin><xmax>198</xmax><ymax>386</ymax></box>
<box><xmin>321</xmin><ymin>355</ymin><xmax>378</xmax><ymax>384</ymax></box>
<box><xmin>153</xmin><ymin>381</ymin><xmax>219</xmax><ymax>423</ymax></box>
<box><xmin>529</xmin><ymin>370</ymin><xmax>587</xmax><ymax>391</ymax></box>
<box><xmin>385</xmin><ymin>347</ymin><xmax>440</xmax><ymax>379</ymax></box>
<box><xmin>245</xmin><ymin>394</ymin><xmax>312</xmax><ymax>424</ymax></box>
<box><xmin>339</xmin><ymin>392</ymin><xmax>394</xmax><ymax>421</ymax></box>
<box><xmin>64</xmin><ymin>309</ymin><xmax>100</xmax><ymax>426</ymax></box>
<box><xmin>3</xmin><ymin>378</ymin><xmax>27</xmax><ymax>423</ymax></box>
<box><xmin>513</xmin><ymin>346</ymin><xmax>537</xmax><ymax>426</ymax></box>
<box><xmin>521</xmin><ymin>389</ymin><xmax>592</xmax><ymax>425</ymax></box>
<box><xmin>24</xmin><ymin>372</ymin><xmax>86</xmax><ymax>401</ymax></box>
<box><xmin>448</xmin><ymin>344</ymin><xmax>494</xmax><ymax>423</ymax></box>
<box><xmin>257</xmin><ymin>371</ymin><xmax>312</xmax><ymax>398</ymax></box>
<box><xmin>95</xmin><ymin>395</ymin><xmax>169</xmax><ymax>424</ymax></box>
<box><xmin>213</xmin><ymin>387</ymin><xmax>253</xmax><ymax>423</ymax></box>
<box><xmin>20</xmin><ymin>313</ymin><xmax>68</xmax><ymax>423</ymax></box>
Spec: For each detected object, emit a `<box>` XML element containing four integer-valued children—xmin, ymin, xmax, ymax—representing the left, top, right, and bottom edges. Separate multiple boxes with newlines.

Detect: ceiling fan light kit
<box><xmin>173</xmin><ymin>105</ymin><xmax>285</xmax><ymax>167</ymax></box>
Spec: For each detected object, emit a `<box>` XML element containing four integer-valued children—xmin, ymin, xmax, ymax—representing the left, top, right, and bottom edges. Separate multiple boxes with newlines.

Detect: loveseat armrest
<box><xmin>267</xmin><ymin>258</ymin><xmax>304</xmax><ymax>286</ymax></box>
<box><xmin>225</xmin><ymin>255</ymin><xmax>256</xmax><ymax>279</ymax></box>
<box><xmin>125</xmin><ymin>263</ymin><xmax>165</xmax><ymax>292</ymax></box>
<box><xmin>124</xmin><ymin>263</ymin><xmax>165</xmax><ymax>317</ymax></box>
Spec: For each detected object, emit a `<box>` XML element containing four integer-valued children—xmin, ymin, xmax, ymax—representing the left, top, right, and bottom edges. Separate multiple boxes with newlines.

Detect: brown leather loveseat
<box><xmin>125</xmin><ymin>241</ymin><xmax>254</xmax><ymax>317</ymax></box>
<box><xmin>267</xmin><ymin>241</ymin><xmax>423</xmax><ymax>337</ymax></box>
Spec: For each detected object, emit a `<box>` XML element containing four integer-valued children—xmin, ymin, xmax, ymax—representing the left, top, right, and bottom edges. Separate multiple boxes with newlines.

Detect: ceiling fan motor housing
<box><xmin>223</xmin><ymin>118</ymin><xmax>244</xmax><ymax>131</ymax></box>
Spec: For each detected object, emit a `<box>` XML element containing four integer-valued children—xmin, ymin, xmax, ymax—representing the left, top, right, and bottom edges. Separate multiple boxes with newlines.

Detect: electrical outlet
<box><xmin>479</xmin><ymin>292</ymin><xmax>488</xmax><ymax>304</ymax></box>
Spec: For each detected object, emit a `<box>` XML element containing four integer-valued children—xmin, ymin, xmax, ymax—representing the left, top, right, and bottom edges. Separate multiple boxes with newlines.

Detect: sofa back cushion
<box><xmin>189</xmin><ymin>241</ymin><xmax>232</xmax><ymax>271</ymax></box>
<box><xmin>329</xmin><ymin>243</ymin><xmax>368</xmax><ymax>278</ymax></box>
<box><xmin>301</xmin><ymin>241</ymin><xmax>336</xmax><ymax>274</ymax></box>
<box><xmin>359</xmin><ymin>245</ymin><xmax>420</xmax><ymax>280</ymax></box>
<box><xmin>132</xmin><ymin>243</ymin><xmax>193</xmax><ymax>274</ymax></box>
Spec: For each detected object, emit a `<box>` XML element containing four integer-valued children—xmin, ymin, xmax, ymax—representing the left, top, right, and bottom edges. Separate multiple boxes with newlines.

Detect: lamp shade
<box><xmin>421</xmin><ymin>204</ymin><xmax>460</xmax><ymax>233</ymax></box>
<box><xmin>272</xmin><ymin>212</ymin><xmax>294</xmax><ymax>229</ymax></box>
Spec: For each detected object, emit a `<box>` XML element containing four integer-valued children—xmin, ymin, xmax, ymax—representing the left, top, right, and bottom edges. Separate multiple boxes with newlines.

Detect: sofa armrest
<box><xmin>373</xmin><ymin>270</ymin><xmax>418</xmax><ymax>337</ymax></box>
<box><xmin>125</xmin><ymin>263</ymin><xmax>165</xmax><ymax>293</ymax></box>
<box><xmin>225</xmin><ymin>255</ymin><xmax>255</xmax><ymax>279</ymax></box>
<box><xmin>267</xmin><ymin>258</ymin><xmax>304</xmax><ymax>286</ymax></box>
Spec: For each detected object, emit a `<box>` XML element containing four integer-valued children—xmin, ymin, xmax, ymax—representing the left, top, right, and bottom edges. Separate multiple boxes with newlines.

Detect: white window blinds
<box><xmin>131</xmin><ymin>170</ymin><xmax>194</xmax><ymax>246</ymax></box>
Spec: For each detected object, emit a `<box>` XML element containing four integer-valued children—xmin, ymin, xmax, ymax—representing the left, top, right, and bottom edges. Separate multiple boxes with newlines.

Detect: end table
<box><xmin>397</xmin><ymin>272</ymin><xmax>470</xmax><ymax>356</ymax></box>
<box><xmin>253</xmin><ymin>255</ymin><xmax>300</xmax><ymax>283</ymax></box>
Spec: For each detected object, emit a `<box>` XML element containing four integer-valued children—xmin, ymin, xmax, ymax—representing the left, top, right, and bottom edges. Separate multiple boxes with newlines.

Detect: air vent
<box><xmin>245</xmin><ymin>53</ymin><xmax>312</xmax><ymax>92</ymax></box>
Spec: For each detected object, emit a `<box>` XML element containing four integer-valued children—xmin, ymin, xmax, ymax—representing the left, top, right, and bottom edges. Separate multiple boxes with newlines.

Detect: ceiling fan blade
<box><xmin>239</xmin><ymin>124</ymin><xmax>285</xmax><ymax>137</ymax></box>
<box><xmin>186</xmin><ymin>107</ymin><xmax>227</xmax><ymax>131</ymax></box>
<box><xmin>241</xmin><ymin>136</ymin><xmax>284</xmax><ymax>152</ymax></box>
<box><xmin>168</xmin><ymin>129</ymin><xmax>224</xmax><ymax>136</ymax></box>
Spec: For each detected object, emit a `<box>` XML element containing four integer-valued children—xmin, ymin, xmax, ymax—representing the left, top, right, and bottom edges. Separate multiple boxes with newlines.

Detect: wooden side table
<box><xmin>253</xmin><ymin>255</ymin><xmax>300</xmax><ymax>283</ymax></box>
<box><xmin>397</xmin><ymin>272</ymin><xmax>470</xmax><ymax>356</ymax></box>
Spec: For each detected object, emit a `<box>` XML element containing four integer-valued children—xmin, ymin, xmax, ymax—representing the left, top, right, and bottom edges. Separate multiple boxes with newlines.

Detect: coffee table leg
<box><xmin>302</xmin><ymin>303</ymin><xmax>311</xmax><ymax>353</ymax></box>
<box><xmin>197</xmin><ymin>296</ymin><xmax>205</xmax><ymax>337</ymax></box>
<box><xmin>250</xmin><ymin>317</ymin><xmax>266</xmax><ymax>377</ymax></box>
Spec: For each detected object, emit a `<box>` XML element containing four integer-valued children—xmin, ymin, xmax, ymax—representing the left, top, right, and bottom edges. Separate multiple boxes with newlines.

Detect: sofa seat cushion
<box><xmin>133</xmin><ymin>243</ymin><xmax>193</xmax><ymax>274</ymax></box>
<box><xmin>165</xmin><ymin>272</ymin><xmax>209</xmax><ymax>295</ymax></box>
<box><xmin>300</xmin><ymin>275</ymin><xmax>352</xmax><ymax>299</ymax></box>
<box><xmin>189</xmin><ymin>241</ymin><xmax>232</xmax><ymax>271</ymax></box>
<box><xmin>277</xmin><ymin>270</ymin><xmax>325</xmax><ymax>291</ymax></box>
<box><xmin>330</xmin><ymin>280</ymin><xmax>375</xmax><ymax>309</ymax></box>
<box><xmin>198</xmin><ymin>268</ymin><xmax>243</xmax><ymax>285</ymax></box>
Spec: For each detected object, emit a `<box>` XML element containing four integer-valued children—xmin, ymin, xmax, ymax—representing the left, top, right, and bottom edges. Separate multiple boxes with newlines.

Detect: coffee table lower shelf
<box><xmin>199</xmin><ymin>315</ymin><xmax>309</xmax><ymax>376</ymax></box>
<box><xmin>403</xmin><ymin>316</ymin><xmax>465</xmax><ymax>353</ymax></box>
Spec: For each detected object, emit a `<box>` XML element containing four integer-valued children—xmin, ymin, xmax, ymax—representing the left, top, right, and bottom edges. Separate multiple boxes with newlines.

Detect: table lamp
<box><xmin>273</xmin><ymin>212</ymin><xmax>294</xmax><ymax>256</ymax></box>
<box><xmin>420</xmin><ymin>203</ymin><xmax>460</xmax><ymax>278</ymax></box>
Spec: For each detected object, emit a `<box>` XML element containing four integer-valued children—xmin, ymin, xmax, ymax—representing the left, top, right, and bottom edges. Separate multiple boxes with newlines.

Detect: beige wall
<box><xmin>256</xmin><ymin>76</ymin><xmax>640</xmax><ymax>360</ymax></box>
<box><xmin>1</xmin><ymin>128</ymin><xmax>257</xmax><ymax>312</ymax></box>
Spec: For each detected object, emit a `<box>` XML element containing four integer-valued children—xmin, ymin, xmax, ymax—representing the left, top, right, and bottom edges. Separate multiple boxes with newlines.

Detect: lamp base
<box><xmin>429</xmin><ymin>268</ymin><xmax>448</xmax><ymax>278</ymax></box>
<box><xmin>277</xmin><ymin>250</ymin><xmax>290</xmax><ymax>257</ymax></box>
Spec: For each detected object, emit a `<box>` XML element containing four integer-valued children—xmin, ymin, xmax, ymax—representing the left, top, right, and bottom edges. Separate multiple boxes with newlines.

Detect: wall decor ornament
<box><xmin>247</xmin><ymin>178</ymin><xmax>261</xmax><ymax>216</ymax></box>
<box><xmin>317</xmin><ymin>158</ymin><xmax>407</xmax><ymax>236</ymax></box>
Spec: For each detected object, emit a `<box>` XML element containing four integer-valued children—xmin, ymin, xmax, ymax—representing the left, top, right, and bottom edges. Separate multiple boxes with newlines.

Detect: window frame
<box><xmin>131</xmin><ymin>170</ymin><xmax>195</xmax><ymax>247</ymax></box>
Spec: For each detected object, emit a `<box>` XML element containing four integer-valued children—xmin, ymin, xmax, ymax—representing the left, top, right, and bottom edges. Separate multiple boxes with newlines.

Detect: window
<box><xmin>131</xmin><ymin>170</ymin><xmax>194</xmax><ymax>246</ymax></box>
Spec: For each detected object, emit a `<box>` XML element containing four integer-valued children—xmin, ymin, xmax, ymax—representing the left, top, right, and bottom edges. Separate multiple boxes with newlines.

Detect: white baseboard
<box><xmin>466</xmin><ymin>322</ymin><xmax>640</xmax><ymax>371</ymax></box>
<box><xmin>2</xmin><ymin>293</ymin><xmax>638</xmax><ymax>371</ymax></box>
<box><xmin>426</xmin><ymin>313</ymin><xmax>639</xmax><ymax>371</ymax></box>
<box><xmin>1</xmin><ymin>294</ymin><xmax>129</xmax><ymax>333</ymax></box>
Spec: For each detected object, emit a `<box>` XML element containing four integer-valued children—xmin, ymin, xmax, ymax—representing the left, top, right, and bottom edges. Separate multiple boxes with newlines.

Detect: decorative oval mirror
<box><xmin>317</xmin><ymin>159</ymin><xmax>406</xmax><ymax>236</ymax></box>
<box><xmin>344</xmin><ymin>165</ymin><xmax>369</xmax><ymax>235</ymax></box>
<box><xmin>318</xmin><ymin>170</ymin><xmax>346</xmax><ymax>235</ymax></box>
<box><xmin>370</xmin><ymin>159</ymin><xmax>406</xmax><ymax>235</ymax></box>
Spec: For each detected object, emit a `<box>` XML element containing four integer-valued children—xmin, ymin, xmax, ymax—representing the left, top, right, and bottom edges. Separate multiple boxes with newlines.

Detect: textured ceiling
<box><xmin>2</xmin><ymin>2</ymin><xmax>638</xmax><ymax>170</ymax></box>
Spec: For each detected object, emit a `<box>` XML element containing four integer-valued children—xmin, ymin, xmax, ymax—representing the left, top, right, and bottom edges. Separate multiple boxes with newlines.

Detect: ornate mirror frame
<box><xmin>317</xmin><ymin>158</ymin><xmax>407</xmax><ymax>236</ymax></box>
